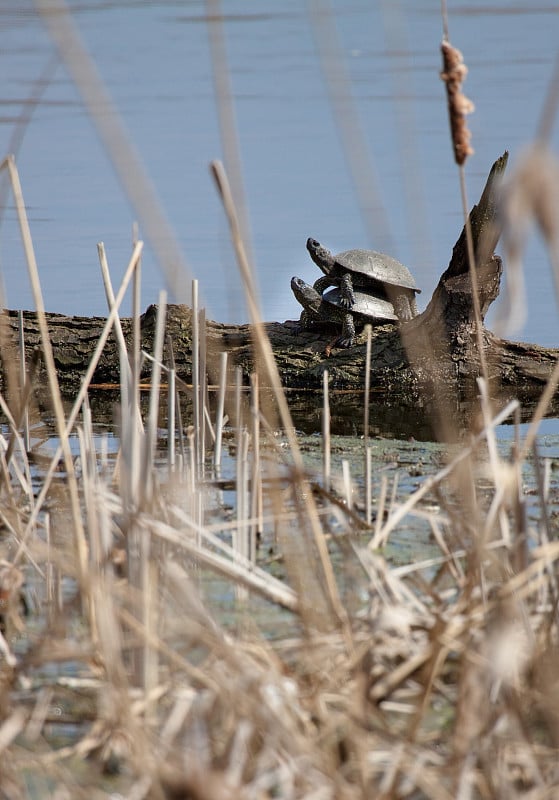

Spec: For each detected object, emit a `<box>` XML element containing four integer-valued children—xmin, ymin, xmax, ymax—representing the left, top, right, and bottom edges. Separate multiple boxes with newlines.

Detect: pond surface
<box><xmin>1</xmin><ymin>1</ymin><xmax>558</xmax><ymax>348</ymax></box>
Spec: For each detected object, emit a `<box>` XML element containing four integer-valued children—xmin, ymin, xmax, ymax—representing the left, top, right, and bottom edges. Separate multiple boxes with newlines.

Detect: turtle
<box><xmin>291</xmin><ymin>276</ymin><xmax>397</xmax><ymax>348</ymax></box>
<box><xmin>306</xmin><ymin>237</ymin><xmax>421</xmax><ymax>321</ymax></box>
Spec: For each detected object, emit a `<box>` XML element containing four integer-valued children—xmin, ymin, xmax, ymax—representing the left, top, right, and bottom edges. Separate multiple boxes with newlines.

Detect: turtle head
<box><xmin>306</xmin><ymin>237</ymin><xmax>335</xmax><ymax>275</ymax></box>
<box><xmin>291</xmin><ymin>276</ymin><xmax>322</xmax><ymax>315</ymax></box>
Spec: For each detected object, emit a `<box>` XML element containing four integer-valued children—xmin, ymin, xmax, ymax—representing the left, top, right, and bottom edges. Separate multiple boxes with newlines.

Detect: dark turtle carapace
<box><xmin>306</xmin><ymin>237</ymin><xmax>420</xmax><ymax>321</ymax></box>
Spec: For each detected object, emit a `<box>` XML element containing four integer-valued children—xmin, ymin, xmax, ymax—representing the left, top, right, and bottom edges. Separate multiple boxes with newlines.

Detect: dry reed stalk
<box><xmin>371</xmin><ymin>472</ymin><xmax>388</xmax><ymax>550</ymax></box>
<box><xmin>1</xmin><ymin>349</ymin><xmax>39</xmax><ymax>474</ymax></box>
<box><xmin>374</xmin><ymin>398</ymin><xmax>519</xmax><ymax>544</ymax></box>
<box><xmin>187</xmin><ymin>426</ymin><xmax>196</xmax><ymax>499</ymax></box>
<box><xmin>214</xmin><ymin>351</ymin><xmax>228</xmax><ymax>470</ymax></box>
<box><xmin>498</xmin><ymin>145</ymin><xmax>559</xmax><ymax>459</ymax></box>
<box><xmin>477</xmin><ymin>377</ymin><xmax>512</xmax><ymax>548</ymax></box>
<box><xmin>167</xmin><ymin>336</ymin><xmax>186</xmax><ymax>467</ymax></box>
<box><xmin>166</xmin><ymin>500</ymin><xmax>296</xmax><ymax>586</ymax></box>
<box><xmin>199</xmin><ymin>306</ymin><xmax>208</xmax><ymax>463</ymax></box>
<box><xmin>167</xmin><ymin>365</ymin><xmax>176</xmax><ymax>469</ymax></box>
<box><xmin>17</xmin><ymin>310</ymin><xmax>29</xmax><ymax>453</ymax></box>
<box><xmin>124</xmin><ymin>293</ymin><xmax>166</xmax><ymax>695</ymax></box>
<box><xmin>322</xmin><ymin>368</ymin><xmax>331</xmax><ymax>493</ymax></box>
<box><xmin>0</xmin><ymin>54</ymin><xmax>58</xmax><ymax>230</ymax></box>
<box><xmin>439</xmin><ymin>36</ymin><xmax>489</xmax><ymax>393</ymax></box>
<box><xmin>364</xmin><ymin>325</ymin><xmax>372</xmax><ymax>521</ymax></box>
<box><xmin>201</xmin><ymin>501</ymin><xmax>333</xmax><ymax>541</ymax></box>
<box><xmin>531</xmin><ymin>443</ymin><xmax>559</xmax><ymax>602</ymax></box>
<box><xmin>132</xmin><ymin>230</ymin><xmax>142</xmax><ymax>481</ymax></box>
<box><xmin>308</xmin><ymin>0</ymin><xmax>393</xmax><ymax>251</ymax></box>
<box><xmin>211</xmin><ymin>160</ymin><xmax>350</xmax><ymax>638</ymax></box>
<box><xmin>250</xmin><ymin>372</ymin><xmax>262</xmax><ymax>561</ymax></box>
<box><xmin>233</xmin><ymin>365</ymin><xmax>243</xmax><ymax>559</ymax></box>
<box><xmin>439</xmin><ymin>5</ymin><xmax>494</xmax><ymax>413</ymax></box>
<box><xmin>0</xmin><ymin>391</ymin><xmax>34</xmax><ymax>509</ymax></box>
<box><xmin>98</xmin><ymin>242</ymin><xmax>131</xmax><ymax>379</ymax></box>
<box><xmin>34</xmin><ymin>0</ymin><xmax>193</xmax><ymax>304</ymax></box>
<box><xmin>143</xmin><ymin>291</ymin><xmax>167</xmax><ymax>505</ymax></box>
<box><xmin>3</xmin><ymin>155</ymin><xmax>89</xmax><ymax>598</ymax></box>
<box><xmin>365</xmin><ymin>446</ymin><xmax>373</xmax><ymax>526</ymax></box>
<box><xmin>44</xmin><ymin>512</ymin><xmax>54</xmax><ymax>620</ymax></box>
<box><xmin>78</xmin><ymin>407</ymin><xmax>101</xmax><ymax>568</ymax></box>
<box><xmin>98</xmin><ymin>240</ymin><xmax>145</xmax><ymax>498</ymax></box>
<box><xmin>239</xmin><ymin>430</ymin><xmax>250</xmax><ymax>565</ymax></box>
<box><xmin>146</xmin><ymin>515</ymin><xmax>298</xmax><ymax>612</ymax></box>
<box><xmin>14</xmin><ymin>240</ymin><xmax>144</xmax><ymax>565</ymax></box>
<box><xmin>192</xmin><ymin>279</ymin><xmax>201</xmax><ymax>474</ymax></box>
<box><xmin>206</xmin><ymin>0</ymin><xmax>253</xmax><ymax>269</ymax></box>
<box><xmin>206</xmin><ymin>0</ymin><xmax>350</xmax><ymax>640</ymax></box>
<box><xmin>342</xmin><ymin>459</ymin><xmax>352</xmax><ymax>510</ymax></box>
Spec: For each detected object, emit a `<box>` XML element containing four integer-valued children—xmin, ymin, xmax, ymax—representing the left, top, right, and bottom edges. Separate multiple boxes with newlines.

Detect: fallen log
<box><xmin>1</xmin><ymin>152</ymin><xmax>558</xmax><ymax>439</ymax></box>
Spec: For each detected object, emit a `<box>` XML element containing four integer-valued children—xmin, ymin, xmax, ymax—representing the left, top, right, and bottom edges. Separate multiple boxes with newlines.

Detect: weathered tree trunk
<box><xmin>1</xmin><ymin>152</ymin><xmax>558</xmax><ymax>438</ymax></box>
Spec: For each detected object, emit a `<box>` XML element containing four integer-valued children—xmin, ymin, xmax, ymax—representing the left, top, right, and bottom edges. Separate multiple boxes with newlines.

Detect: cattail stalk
<box><xmin>440</xmin><ymin>32</ymin><xmax>488</xmax><ymax>384</ymax></box>
<box><xmin>192</xmin><ymin>279</ymin><xmax>200</xmax><ymax>475</ymax></box>
<box><xmin>17</xmin><ymin>311</ymin><xmax>29</xmax><ymax>453</ymax></box>
<box><xmin>214</xmin><ymin>351</ymin><xmax>228</xmax><ymax>470</ymax></box>
<box><xmin>322</xmin><ymin>369</ymin><xmax>331</xmax><ymax>493</ymax></box>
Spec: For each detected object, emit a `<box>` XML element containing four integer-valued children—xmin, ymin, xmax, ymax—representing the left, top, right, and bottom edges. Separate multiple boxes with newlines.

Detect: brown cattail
<box><xmin>440</xmin><ymin>40</ymin><xmax>475</xmax><ymax>165</ymax></box>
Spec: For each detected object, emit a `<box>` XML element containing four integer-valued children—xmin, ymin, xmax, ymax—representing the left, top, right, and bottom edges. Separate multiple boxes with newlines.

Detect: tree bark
<box><xmin>1</xmin><ymin>152</ymin><xmax>558</xmax><ymax>438</ymax></box>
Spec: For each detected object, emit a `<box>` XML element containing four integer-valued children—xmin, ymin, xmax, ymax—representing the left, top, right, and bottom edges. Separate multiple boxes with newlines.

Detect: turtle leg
<box><xmin>410</xmin><ymin>294</ymin><xmax>419</xmax><ymax>317</ymax></box>
<box><xmin>339</xmin><ymin>273</ymin><xmax>356</xmax><ymax>309</ymax></box>
<box><xmin>296</xmin><ymin>309</ymin><xmax>313</xmax><ymax>333</ymax></box>
<box><xmin>336</xmin><ymin>312</ymin><xmax>356</xmax><ymax>348</ymax></box>
<box><xmin>393</xmin><ymin>293</ymin><xmax>413</xmax><ymax>322</ymax></box>
<box><xmin>312</xmin><ymin>276</ymin><xmax>335</xmax><ymax>296</ymax></box>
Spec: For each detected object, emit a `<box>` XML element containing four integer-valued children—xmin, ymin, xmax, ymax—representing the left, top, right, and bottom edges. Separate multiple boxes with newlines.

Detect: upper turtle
<box><xmin>306</xmin><ymin>237</ymin><xmax>421</xmax><ymax>321</ymax></box>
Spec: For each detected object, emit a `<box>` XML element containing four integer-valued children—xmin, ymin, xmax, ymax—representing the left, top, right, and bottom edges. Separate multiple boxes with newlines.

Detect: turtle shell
<box><xmin>333</xmin><ymin>249</ymin><xmax>420</xmax><ymax>293</ymax></box>
<box><xmin>323</xmin><ymin>287</ymin><xmax>397</xmax><ymax>322</ymax></box>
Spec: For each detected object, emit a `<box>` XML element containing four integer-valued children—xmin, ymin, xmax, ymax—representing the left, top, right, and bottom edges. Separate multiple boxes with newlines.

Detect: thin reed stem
<box><xmin>214</xmin><ymin>351</ymin><xmax>228</xmax><ymax>470</ymax></box>
<box><xmin>168</xmin><ymin>366</ymin><xmax>176</xmax><ymax>470</ymax></box>
<box><xmin>1</xmin><ymin>349</ymin><xmax>39</xmax><ymax>474</ymax></box>
<box><xmin>17</xmin><ymin>311</ymin><xmax>29</xmax><ymax>453</ymax></box>
<box><xmin>374</xmin><ymin>399</ymin><xmax>519</xmax><ymax>543</ymax></box>
<box><xmin>211</xmin><ymin>159</ymin><xmax>350</xmax><ymax>639</ymax></box>
<box><xmin>250</xmin><ymin>372</ymin><xmax>261</xmax><ymax>562</ymax></box>
<box><xmin>322</xmin><ymin>369</ymin><xmax>331</xmax><ymax>493</ymax></box>
<box><xmin>4</xmin><ymin>155</ymin><xmax>88</xmax><ymax>595</ymax></box>
<box><xmin>342</xmin><ymin>460</ymin><xmax>352</xmax><ymax>510</ymax></box>
<box><xmin>364</xmin><ymin>325</ymin><xmax>372</xmax><ymax>523</ymax></box>
<box><xmin>192</xmin><ymin>279</ymin><xmax>200</xmax><ymax>475</ymax></box>
<box><xmin>143</xmin><ymin>291</ymin><xmax>167</xmax><ymax>506</ymax></box>
<box><xmin>365</xmin><ymin>446</ymin><xmax>373</xmax><ymax>526</ymax></box>
<box><xmin>15</xmin><ymin>240</ymin><xmax>144</xmax><ymax>562</ymax></box>
<box><xmin>459</xmin><ymin>165</ymin><xmax>489</xmax><ymax>384</ymax></box>
<box><xmin>199</xmin><ymin>306</ymin><xmax>208</xmax><ymax>465</ymax></box>
<box><xmin>35</xmin><ymin>0</ymin><xmax>193</xmax><ymax>302</ymax></box>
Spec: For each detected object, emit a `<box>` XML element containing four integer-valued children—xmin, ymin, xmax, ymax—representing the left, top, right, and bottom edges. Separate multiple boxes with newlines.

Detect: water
<box><xmin>1</xmin><ymin>1</ymin><xmax>558</xmax><ymax>339</ymax></box>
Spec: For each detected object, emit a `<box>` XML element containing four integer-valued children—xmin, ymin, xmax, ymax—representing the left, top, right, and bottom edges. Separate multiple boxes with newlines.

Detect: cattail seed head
<box><xmin>441</xmin><ymin>40</ymin><xmax>475</xmax><ymax>165</ymax></box>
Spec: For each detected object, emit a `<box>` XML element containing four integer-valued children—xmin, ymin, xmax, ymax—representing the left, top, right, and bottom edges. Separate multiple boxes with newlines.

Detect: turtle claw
<box><xmin>336</xmin><ymin>335</ymin><xmax>354</xmax><ymax>349</ymax></box>
<box><xmin>338</xmin><ymin>296</ymin><xmax>354</xmax><ymax>310</ymax></box>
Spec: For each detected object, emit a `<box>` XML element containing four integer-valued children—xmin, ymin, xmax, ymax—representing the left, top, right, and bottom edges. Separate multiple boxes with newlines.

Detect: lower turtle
<box><xmin>306</xmin><ymin>237</ymin><xmax>420</xmax><ymax>321</ymax></box>
<box><xmin>291</xmin><ymin>276</ymin><xmax>397</xmax><ymax>349</ymax></box>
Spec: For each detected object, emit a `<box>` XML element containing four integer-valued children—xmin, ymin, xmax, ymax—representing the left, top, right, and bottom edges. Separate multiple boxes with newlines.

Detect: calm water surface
<box><xmin>1</xmin><ymin>1</ymin><xmax>558</xmax><ymax>340</ymax></box>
